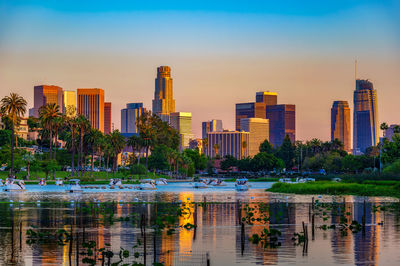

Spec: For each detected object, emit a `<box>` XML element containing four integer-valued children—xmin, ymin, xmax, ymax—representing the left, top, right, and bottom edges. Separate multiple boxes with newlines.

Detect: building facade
<box><xmin>104</xmin><ymin>102</ymin><xmax>112</xmax><ymax>134</ymax></box>
<box><xmin>331</xmin><ymin>101</ymin><xmax>351</xmax><ymax>152</ymax></box>
<box><xmin>384</xmin><ymin>124</ymin><xmax>400</xmax><ymax>142</ymax></box>
<box><xmin>202</xmin><ymin>119</ymin><xmax>223</xmax><ymax>139</ymax></box>
<box><xmin>63</xmin><ymin>90</ymin><xmax>76</xmax><ymax>116</ymax></box>
<box><xmin>235</xmin><ymin>91</ymin><xmax>277</xmax><ymax>131</ymax></box>
<box><xmin>77</xmin><ymin>88</ymin><xmax>105</xmax><ymax>133</ymax></box>
<box><xmin>353</xmin><ymin>79</ymin><xmax>379</xmax><ymax>153</ymax></box>
<box><xmin>170</xmin><ymin>112</ymin><xmax>193</xmax><ymax>150</ymax></box>
<box><xmin>32</xmin><ymin>85</ymin><xmax>63</xmax><ymax>117</ymax></box>
<box><xmin>121</xmin><ymin>103</ymin><xmax>144</xmax><ymax>134</ymax></box>
<box><xmin>240</xmin><ymin>118</ymin><xmax>269</xmax><ymax>157</ymax></box>
<box><xmin>206</xmin><ymin>131</ymin><xmax>250</xmax><ymax>159</ymax></box>
<box><xmin>266</xmin><ymin>104</ymin><xmax>296</xmax><ymax>147</ymax></box>
<box><xmin>152</xmin><ymin>66</ymin><xmax>175</xmax><ymax>122</ymax></box>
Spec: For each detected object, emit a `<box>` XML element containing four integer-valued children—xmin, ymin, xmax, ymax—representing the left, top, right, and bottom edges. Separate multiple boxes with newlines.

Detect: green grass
<box><xmin>267</xmin><ymin>181</ymin><xmax>400</xmax><ymax>198</ymax></box>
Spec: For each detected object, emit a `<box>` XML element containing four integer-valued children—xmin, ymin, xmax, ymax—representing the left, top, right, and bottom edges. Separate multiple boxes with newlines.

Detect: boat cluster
<box><xmin>278</xmin><ymin>177</ymin><xmax>316</xmax><ymax>184</ymax></box>
<box><xmin>192</xmin><ymin>178</ymin><xmax>250</xmax><ymax>191</ymax></box>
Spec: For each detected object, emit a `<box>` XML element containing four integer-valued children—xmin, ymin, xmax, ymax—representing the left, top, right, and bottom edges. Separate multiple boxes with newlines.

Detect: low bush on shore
<box><xmin>267</xmin><ymin>181</ymin><xmax>400</xmax><ymax>198</ymax></box>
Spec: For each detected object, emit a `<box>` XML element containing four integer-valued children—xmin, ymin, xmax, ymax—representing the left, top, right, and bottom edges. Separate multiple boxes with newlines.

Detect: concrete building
<box><xmin>353</xmin><ymin>79</ymin><xmax>379</xmax><ymax>153</ymax></box>
<box><xmin>16</xmin><ymin>117</ymin><xmax>29</xmax><ymax>141</ymax></box>
<box><xmin>121</xmin><ymin>103</ymin><xmax>144</xmax><ymax>134</ymax></box>
<box><xmin>152</xmin><ymin>66</ymin><xmax>175</xmax><ymax>122</ymax></box>
<box><xmin>266</xmin><ymin>104</ymin><xmax>296</xmax><ymax>147</ymax></box>
<box><xmin>384</xmin><ymin>124</ymin><xmax>400</xmax><ymax>142</ymax></box>
<box><xmin>331</xmin><ymin>101</ymin><xmax>351</xmax><ymax>152</ymax></box>
<box><xmin>202</xmin><ymin>119</ymin><xmax>223</xmax><ymax>139</ymax></box>
<box><xmin>104</xmin><ymin>102</ymin><xmax>112</xmax><ymax>134</ymax></box>
<box><xmin>31</xmin><ymin>85</ymin><xmax>63</xmax><ymax>117</ymax></box>
<box><xmin>63</xmin><ymin>90</ymin><xmax>76</xmax><ymax>116</ymax></box>
<box><xmin>170</xmin><ymin>112</ymin><xmax>193</xmax><ymax>150</ymax></box>
<box><xmin>240</xmin><ymin>118</ymin><xmax>269</xmax><ymax>157</ymax></box>
<box><xmin>77</xmin><ymin>88</ymin><xmax>105</xmax><ymax>133</ymax></box>
<box><xmin>235</xmin><ymin>91</ymin><xmax>277</xmax><ymax>131</ymax></box>
<box><xmin>206</xmin><ymin>131</ymin><xmax>250</xmax><ymax>159</ymax></box>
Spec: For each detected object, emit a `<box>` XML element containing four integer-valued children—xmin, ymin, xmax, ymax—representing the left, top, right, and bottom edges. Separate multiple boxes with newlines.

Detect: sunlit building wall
<box><xmin>170</xmin><ymin>112</ymin><xmax>193</xmax><ymax>150</ymax></box>
<box><xmin>32</xmin><ymin>85</ymin><xmax>63</xmax><ymax>117</ymax></box>
<box><xmin>240</xmin><ymin>118</ymin><xmax>269</xmax><ymax>157</ymax></box>
<box><xmin>202</xmin><ymin>119</ymin><xmax>223</xmax><ymax>139</ymax></box>
<box><xmin>331</xmin><ymin>101</ymin><xmax>351</xmax><ymax>152</ymax></box>
<box><xmin>63</xmin><ymin>90</ymin><xmax>76</xmax><ymax>116</ymax></box>
<box><xmin>266</xmin><ymin>104</ymin><xmax>296</xmax><ymax>147</ymax></box>
<box><xmin>104</xmin><ymin>102</ymin><xmax>112</xmax><ymax>134</ymax></box>
<box><xmin>77</xmin><ymin>88</ymin><xmax>105</xmax><ymax>133</ymax></box>
<box><xmin>206</xmin><ymin>131</ymin><xmax>250</xmax><ymax>159</ymax></box>
<box><xmin>121</xmin><ymin>103</ymin><xmax>144</xmax><ymax>134</ymax></box>
<box><xmin>152</xmin><ymin>66</ymin><xmax>175</xmax><ymax>122</ymax></box>
<box><xmin>353</xmin><ymin>79</ymin><xmax>379</xmax><ymax>154</ymax></box>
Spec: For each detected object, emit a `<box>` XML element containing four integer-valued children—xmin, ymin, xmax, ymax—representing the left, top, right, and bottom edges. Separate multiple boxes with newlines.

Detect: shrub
<box><xmin>131</xmin><ymin>164</ymin><xmax>147</xmax><ymax>175</ymax></box>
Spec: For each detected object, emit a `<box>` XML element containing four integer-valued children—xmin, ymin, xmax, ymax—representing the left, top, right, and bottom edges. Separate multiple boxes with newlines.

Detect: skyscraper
<box><xmin>202</xmin><ymin>119</ymin><xmax>223</xmax><ymax>139</ymax></box>
<box><xmin>206</xmin><ymin>131</ymin><xmax>250</xmax><ymax>159</ymax></box>
<box><xmin>32</xmin><ymin>85</ymin><xmax>63</xmax><ymax>117</ymax></box>
<box><xmin>266</xmin><ymin>104</ymin><xmax>295</xmax><ymax>147</ymax></box>
<box><xmin>152</xmin><ymin>66</ymin><xmax>175</xmax><ymax>122</ymax></box>
<box><xmin>331</xmin><ymin>101</ymin><xmax>351</xmax><ymax>152</ymax></box>
<box><xmin>240</xmin><ymin>118</ymin><xmax>269</xmax><ymax>157</ymax></box>
<box><xmin>170</xmin><ymin>112</ymin><xmax>193</xmax><ymax>150</ymax></box>
<box><xmin>121</xmin><ymin>103</ymin><xmax>144</xmax><ymax>134</ymax></box>
<box><xmin>353</xmin><ymin>79</ymin><xmax>379</xmax><ymax>153</ymax></box>
<box><xmin>104</xmin><ymin>102</ymin><xmax>112</xmax><ymax>134</ymax></box>
<box><xmin>235</xmin><ymin>91</ymin><xmax>277</xmax><ymax>131</ymax></box>
<box><xmin>63</xmin><ymin>90</ymin><xmax>76</xmax><ymax>116</ymax></box>
<box><xmin>77</xmin><ymin>88</ymin><xmax>105</xmax><ymax>133</ymax></box>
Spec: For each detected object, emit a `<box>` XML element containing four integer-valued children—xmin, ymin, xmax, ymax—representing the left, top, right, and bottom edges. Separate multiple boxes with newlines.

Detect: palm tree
<box><xmin>202</xmin><ymin>138</ymin><xmax>208</xmax><ymax>155</ymax></box>
<box><xmin>39</xmin><ymin>103</ymin><xmax>61</xmax><ymax>160</ymax></box>
<box><xmin>127</xmin><ymin>135</ymin><xmax>143</xmax><ymax>165</ymax></box>
<box><xmin>380</xmin><ymin>122</ymin><xmax>389</xmax><ymax>138</ymax></box>
<box><xmin>0</xmin><ymin>93</ymin><xmax>27</xmax><ymax>177</ymax></box>
<box><xmin>242</xmin><ymin>141</ymin><xmax>247</xmax><ymax>159</ymax></box>
<box><xmin>107</xmin><ymin>130</ymin><xmax>126</xmax><ymax>174</ymax></box>
<box><xmin>213</xmin><ymin>143</ymin><xmax>220</xmax><ymax>158</ymax></box>
<box><xmin>394</xmin><ymin>125</ymin><xmax>400</xmax><ymax>134</ymax></box>
<box><xmin>75</xmin><ymin>115</ymin><xmax>91</xmax><ymax>177</ymax></box>
<box><xmin>379</xmin><ymin>122</ymin><xmax>390</xmax><ymax>173</ymax></box>
<box><xmin>86</xmin><ymin>129</ymin><xmax>104</xmax><ymax>177</ymax></box>
<box><xmin>22</xmin><ymin>152</ymin><xmax>35</xmax><ymax>179</ymax></box>
<box><xmin>64</xmin><ymin>108</ymin><xmax>77</xmax><ymax>177</ymax></box>
<box><xmin>52</xmin><ymin>116</ymin><xmax>64</xmax><ymax>160</ymax></box>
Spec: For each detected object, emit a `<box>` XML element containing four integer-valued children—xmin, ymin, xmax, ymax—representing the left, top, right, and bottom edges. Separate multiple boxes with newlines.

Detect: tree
<box><xmin>382</xmin><ymin>134</ymin><xmax>400</xmax><ymax>164</ymax></box>
<box><xmin>242</xmin><ymin>141</ymin><xmax>247</xmax><ymax>158</ymax></box>
<box><xmin>380</xmin><ymin>122</ymin><xmax>389</xmax><ymax>138</ymax></box>
<box><xmin>75</xmin><ymin>115</ymin><xmax>91</xmax><ymax>177</ymax></box>
<box><xmin>277</xmin><ymin>135</ymin><xmax>295</xmax><ymax>169</ymax></box>
<box><xmin>64</xmin><ymin>108</ymin><xmax>78</xmax><ymax>177</ymax></box>
<box><xmin>22</xmin><ymin>152</ymin><xmax>35</xmax><ymax>179</ymax></box>
<box><xmin>0</xmin><ymin>93</ymin><xmax>27</xmax><ymax>177</ymax></box>
<box><xmin>127</xmin><ymin>134</ymin><xmax>143</xmax><ymax>165</ymax></box>
<box><xmin>259</xmin><ymin>139</ymin><xmax>274</xmax><ymax>154</ymax></box>
<box><xmin>213</xmin><ymin>143</ymin><xmax>220</xmax><ymax>158</ymax></box>
<box><xmin>251</xmin><ymin>152</ymin><xmax>282</xmax><ymax>172</ymax></box>
<box><xmin>86</xmin><ymin>128</ymin><xmax>104</xmax><ymax>177</ymax></box>
<box><xmin>202</xmin><ymin>138</ymin><xmax>208</xmax><ymax>155</ymax></box>
<box><xmin>107</xmin><ymin>130</ymin><xmax>126</xmax><ymax>173</ymax></box>
<box><xmin>0</xmin><ymin>130</ymin><xmax>11</xmax><ymax>147</ymax></box>
<box><xmin>220</xmin><ymin>155</ymin><xmax>237</xmax><ymax>171</ymax></box>
<box><xmin>39</xmin><ymin>103</ymin><xmax>61</xmax><ymax>160</ymax></box>
<box><xmin>52</xmin><ymin>116</ymin><xmax>64</xmax><ymax>159</ymax></box>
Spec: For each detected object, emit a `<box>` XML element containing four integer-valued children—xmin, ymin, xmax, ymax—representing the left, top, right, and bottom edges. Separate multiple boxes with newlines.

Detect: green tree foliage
<box><xmin>131</xmin><ymin>164</ymin><xmax>147</xmax><ymax>175</ymax></box>
<box><xmin>277</xmin><ymin>135</ymin><xmax>295</xmax><ymax>169</ymax></box>
<box><xmin>259</xmin><ymin>139</ymin><xmax>275</xmax><ymax>154</ymax></box>
<box><xmin>251</xmin><ymin>152</ymin><xmax>284</xmax><ymax>172</ymax></box>
<box><xmin>183</xmin><ymin>149</ymin><xmax>207</xmax><ymax>170</ymax></box>
<box><xmin>220</xmin><ymin>155</ymin><xmax>238</xmax><ymax>171</ymax></box>
<box><xmin>148</xmin><ymin>145</ymin><xmax>169</xmax><ymax>171</ymax></box>
<box><xmin>0</xmin><ymin>130</ymin><xmax>11</xmax><ymax>146</ymax></box>
<box><xmin>382</xmin><ymin>134</ymin><xmax>400</xmax><ymax>164</ymax></box>
<box><xmin>383</xmin><ymin>159</ymin><xmax>400</xmax><ymax>175</ymax></box>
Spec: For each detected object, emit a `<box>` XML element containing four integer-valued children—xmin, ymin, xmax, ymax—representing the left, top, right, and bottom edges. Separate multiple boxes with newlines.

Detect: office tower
<box><xmin>266</xmin><ymin>104</ymin><xmax>296</xmax><ymax>147</ymax></box>
<box><xmin>77</xmin><ymin>88</ymin><xmax>105</xmax><ymax>133</ymax></box>
<box><xmin>206</xmin><ymin>131</ymin><xmax>250</xmax><ymax>159</ymax></box>
<box><xmin>152</xmin><ymin>66</ymin><xmax>175</xmax><ymax>122</ymax></box>
<box><xmin>32</xmin><ymin>85</ymin><xmax>63</xmax><ymax>117</ymax></box>
<box><xmin>63</xmin><ymin>90</ymin><xmax>76</xmax><ymax>116</ymax></box>
<box><xmin>121</xmin><ymin>103</ymin><xmax>144</xmax><ymax>134</ymax></box>
<box><xmin>353</xmin><ymin>79</ymin><xmax>379</xmax><ymax>153</ymax></box>
<box><xmin>331</xmin><ymin>101</ymin><xmax>351</xmax><ymax>152</ymax></box>
<box><xmin>383</xmin><ymin>124</ymin><xmax>400</xmax><ymax>142</ymax></box>
<box><xmin>235</xmin><ymin>91</ymin><xmax>277</xmax><ymax>131</ymax></box>
<box><xmin>104</xmin><ymin>102</ymin><xmax>112</xmax><ymax>134</ymax></box>
<box><xmin>170</xmin><ymin>112</ymin><xmax>193</xmax><ymax>150</ymax></box>
<box><xmin>240</xmin><ymin>118</ymin><xmax>269</xmax><ymax>157</ymax></box>
<box><xmin>202</xmin><ymin>119</ymin><xmax>223</xmax><ymax>139</ymax></box>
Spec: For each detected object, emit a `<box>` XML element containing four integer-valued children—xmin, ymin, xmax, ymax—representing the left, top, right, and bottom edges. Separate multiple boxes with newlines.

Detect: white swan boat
<box><xmin>55</xmin><ymin>178</ymin><xmax>64</xmax><ymax>186</ymax></box>
<box><xmin>235</xmin><ymin>178</ymin><xmax>249</xmax><ymax>191</ymax></box>
<box><xmin>109</xmin><ymin>178</ymin><xmax>122</xmax><ymax>186</ymax></box>
<box><xmin>156</xmin><ymin>178</ymin><xmax>168</xmax><ymax>185</ymax></box>
<box><xmin>138</xmin><ymin>179</ymin><xmax>157</xmax><ymax>190</ymax></box>
<box><xmin>39</xmin><ymin>178</ymin><xmax>47</xmax><ymax>186</ymax></box>
<box><xmin>209</xmin><ymin>178</ymin><xmax>227</xmax><ymax>186</ymax></box>
<box><xmin>0</xmin><ymin>179</ymin><xmax>4</xmax><ymax>187</ymax></box>
<box><xmin>4</xmin><ymin>178</ymin><xmax>26</xmax><ymax>192</ymax></box>
<box><xmin>66</xmin><ymin>179</ymin><xmax>83</xmax><ymax>193</ymax></box>
<box><xmin>193</xmin><ymin>179</ymin><xmax>208</xmax><ymax>189</ymax></box>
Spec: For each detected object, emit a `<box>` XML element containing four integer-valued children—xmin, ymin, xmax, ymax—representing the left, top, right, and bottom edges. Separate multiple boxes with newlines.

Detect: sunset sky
<box><xmin>1</xmin><ymin>0</ymin><xmax>399</xmax><ymax>141</ymax></box>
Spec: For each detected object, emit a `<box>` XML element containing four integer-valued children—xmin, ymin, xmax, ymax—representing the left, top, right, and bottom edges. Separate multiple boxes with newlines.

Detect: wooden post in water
<box><xmin>312</xmin><ymin>197</ymin><xmax>315</xmax><ymax>210</ymax></box>
<box><xmin>203</xmin><ymin>196</ymin><xmax>207</xmax><ymax>211</ymax></box>
<box><xmin>206</xmin><ymin>252</ymin><xmax>210</xmax><ymax>266</ymax></box>
<box><xmin>153</xmin><ymin>231</ymin><xmax>156</xmax><ymax>264</ymax></box>
<box><xmin>193</xmin><ymin>203</ymin><xmax>198</xmax><ymax>241</ymax></box>
<box><xmin>143</xmin><ymin>213</ymin><xmax>147</xmax><ymax>266</ymax></box>
<box><xmin>19</xmin><ymin>221</ymin><xmax>22</xmax><ymax>252</ymax></box>
<box><xmin>237</xmin><ymin>200</ymin><xmax>242</xmax><ymax>225</ymax></box>
<box><xmin>69</xmin><ymin>224</ymin><xmax>73</xmax><ymax>266</ymax></box>
<box><xmin>241</xmin><ymin>222</ymin><xmax>245</xmax><ymax>256</ymax></box>
<box><xmin>362</xmin><ymin>199</ymin><xmax>366</xmax><ymax>236</ymax></box>
<box><xmin>312</xmin><ymin>214</ymin><xmax>315</xmax><ymax>240</ymax></box>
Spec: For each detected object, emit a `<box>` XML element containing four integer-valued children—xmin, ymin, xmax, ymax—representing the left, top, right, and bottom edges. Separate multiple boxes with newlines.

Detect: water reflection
<box><xmin>0</xmin><ymin>194</ymin><xmax>399</xmax><ymax>265</ymax></box>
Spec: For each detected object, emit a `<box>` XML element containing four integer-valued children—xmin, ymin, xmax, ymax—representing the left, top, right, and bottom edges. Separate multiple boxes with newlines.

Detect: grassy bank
<box><xmin>267</xmin><ymin>181</ymin><xmax>400</xmax><ymax>198</ymax></box>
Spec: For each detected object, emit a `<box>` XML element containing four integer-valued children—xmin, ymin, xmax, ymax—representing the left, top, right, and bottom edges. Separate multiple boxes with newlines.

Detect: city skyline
<box><xmin>1</xmin><ymin>0</ymin><xmax>399</xmax><ymax>141</ymax></box>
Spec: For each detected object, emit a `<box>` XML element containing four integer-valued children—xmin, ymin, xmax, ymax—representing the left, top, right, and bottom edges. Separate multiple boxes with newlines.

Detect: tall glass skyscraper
<box><xmin>170</xmin><ymin>112</ymin><xmax>193</xmax><ymax>150</ymax></box>
<box><xmin>265</xmin><ymin>104</ymin><xmax>296</xmax><ymax>147</ymax></box>
<box><xmin>121</xmin><ymin>103</ymin><xmax>144</xmax><ymax>134</ymax></box>
<box><xmin>152</xmin><ymin>66</ymin><xmax>175</xmax><ymax>122</ymax></box>
<box><xmin>331</xmin><ymin>101</ymin><xmax>351</xmax><ymax>152</ymax></box>
<box><xmin>353</xmin><ymin>79</ymin><xmax>378</xmax><ymax>153</ymax></box>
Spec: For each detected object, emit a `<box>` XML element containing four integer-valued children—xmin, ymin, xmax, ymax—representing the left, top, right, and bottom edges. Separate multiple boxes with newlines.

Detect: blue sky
<box><xmin>0</xmin><ymin>0</ymin><xmax>399</xmax><ymax>140</ymax></box>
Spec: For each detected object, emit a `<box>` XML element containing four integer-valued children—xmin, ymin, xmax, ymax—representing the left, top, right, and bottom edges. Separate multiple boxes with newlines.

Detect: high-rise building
<box><xmin>384</xmin><ymin>124</ymin><xmax>400</xmax><ymax>141</ymax></box>
<box><xmin>236</xmin><ymin>91</ymin><xmax>277</xmax><ymax>131</ymax></box>
<box><xmin>202</xmin><ymin>119</ymin><xmax>223</xmax><ymax>139</ymax></box>
<box><xmin>170</xmin><ymin>112</ymin><xmax>193</xmax><ymax>150</ymax></box>
<box><xmin>152</xmin><ymin>66</ymin><xmax>175</xmax><ymax>122</ymax></box>
<box><xmin>353</xmin><ymin>79</ymin><xmax>379</xmax><ymax>153</ymax></box>
<box><xmin>77</xmin><ymin>88</ymin><xmax>105</xmax><ymax>133</ymax></box>
<box><xmin>63</xmin><ymin>90</ymin><xmax>76</xmax><ymax>116</ymax></box>
<box><xmin>104</xmin><ymin>102</ymin><xmax>112</xmax><ymax>134</ymax></box>
<box><xmin>121</xmin><ymin>103</ymin><xmax>144</xmax><ymax>134</ymax></box>
<box><xmin>331</xmin><ymin>101</ymin><xmax>351</xmax><ymax>152</ymax></box>
<box><xmin>32</xmin><ymin>85</ymin><xmax>63</xmax><ymax>117</ymax></box>
<box><xmin>206</xmin><ymin>131</ymin><xmax>250</xmax><ymax>159</ymax></box>
<box><xmin>266</xmin><ymin>104</ymin><xmax>295</xmax><ymax>147</ymax></box>
<box><xmin>240</xmin><ymin>118</ymin><xmax>269</xmax><ymax>157</ymax></box>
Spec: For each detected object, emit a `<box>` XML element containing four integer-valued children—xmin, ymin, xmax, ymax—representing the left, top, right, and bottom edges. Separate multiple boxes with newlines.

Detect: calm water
<box><xmin>0</xmin><ymin>183</ymin><xmax>399</xmax><ymax>265</ymax></box>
